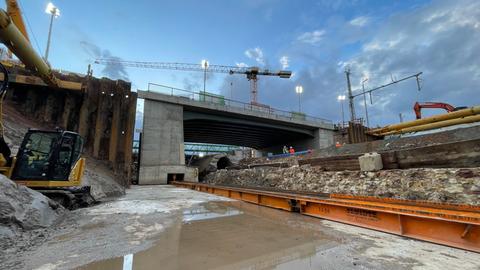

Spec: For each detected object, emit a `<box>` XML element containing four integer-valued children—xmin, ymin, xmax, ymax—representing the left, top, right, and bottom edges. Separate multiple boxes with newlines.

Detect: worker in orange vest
<box><xmin>289</xmin><ymin>146</ymin><xmax>295</xmax><ymax>155</ymax></box>
<box><xmin>335</xmin><ymin>141</ymin><xmax>342</xmax><ymax>148</ymax></box>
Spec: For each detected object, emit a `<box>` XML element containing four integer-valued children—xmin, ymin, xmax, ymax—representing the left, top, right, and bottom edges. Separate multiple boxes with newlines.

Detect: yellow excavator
<box><xmin>0</xmin><ymin>1</ymin><xmax>93</xmax><ymax>208</ymax></box>
<box><xmin>0</xmin><ymin>60</ymin><xmax>92</xmax><ymax>209</ymax></box>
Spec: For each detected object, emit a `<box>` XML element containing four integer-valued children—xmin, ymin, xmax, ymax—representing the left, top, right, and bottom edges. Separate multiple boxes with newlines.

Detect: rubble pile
<box><xmin>83</xmin><ymin>158</ymin><xmax>126</xmax><ymax>200</ymax></box>
<box><xmin>0</xmin><ymin>175</ymin><xmax>67</xmax><ymax>250</ymax></box>
<box><xmin>0</xmin><ymin>174</ymin><xmax>65</xmax><ymax>232</ymax></box>
<box><xmin>205</xmin><ymin>166</ymin><xmax>480</xmax><ymax>205</ymax></box>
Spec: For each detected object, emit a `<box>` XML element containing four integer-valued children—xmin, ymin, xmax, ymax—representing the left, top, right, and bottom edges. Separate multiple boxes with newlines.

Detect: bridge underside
<box><xmin>184</xmin><ymin>119</ymin><xmax>312</xmax><ymax>149</ymax></box>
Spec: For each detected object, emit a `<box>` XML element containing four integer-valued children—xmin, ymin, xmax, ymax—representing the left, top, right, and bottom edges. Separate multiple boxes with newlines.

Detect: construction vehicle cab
<box><xmin>0</xmin><ymin>129</ymin><xmax>91</xmax><ymax>209</ymax></box>
<box><xmin>10</xmin><ymin>129</ymin><xmax>83</xmax><ymax>182</ymax></box>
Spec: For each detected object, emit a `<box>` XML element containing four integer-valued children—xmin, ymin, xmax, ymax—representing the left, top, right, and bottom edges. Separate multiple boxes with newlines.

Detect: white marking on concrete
<box><xmin>122</xmin><ymin>254</ymin><xmax>133</xmax><ymax>270</ymax></box>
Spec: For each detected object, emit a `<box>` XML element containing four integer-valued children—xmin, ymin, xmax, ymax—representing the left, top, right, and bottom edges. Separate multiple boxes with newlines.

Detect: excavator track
<box><xmin>35</xmin><ymin>186</ymin><xmax>96</xmax><ymax>210</ymax></box>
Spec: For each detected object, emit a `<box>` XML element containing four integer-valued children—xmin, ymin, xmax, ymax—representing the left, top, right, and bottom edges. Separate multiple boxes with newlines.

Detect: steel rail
<box><xmin>171</xmin><ymin>181</ymin><xmax>480</xmax><ymax>253</ymax></box>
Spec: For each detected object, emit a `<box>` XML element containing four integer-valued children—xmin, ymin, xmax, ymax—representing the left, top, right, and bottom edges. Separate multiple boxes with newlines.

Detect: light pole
<box><xmin>44</xmin><ymin>3</ymin><xmax>60</xmax><ymax>62</ymax></box>
<box><xmin>295</xmin><ymin>85</ymin><xmax>303</xmax><ymax>112</ymax></box>
<box><xmin>362</xmin><ymin>78</ymin><xmax>370</xmax><ymax>127</ymax></box>
<box><xmin>337</xmin><ymin>95</ymin><xmax>346</xmax><ymax>127</ymax></box>
<box><xmin>201</xmin><ymin>59</ymin><xmax>209</xmax><ymax>95</ymax></box>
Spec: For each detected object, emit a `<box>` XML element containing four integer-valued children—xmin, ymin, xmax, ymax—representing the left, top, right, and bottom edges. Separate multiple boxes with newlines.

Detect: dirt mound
<box><xmin>0</xmin><ymin>175</ymin><xmax>65</xmax><ymax>231</ymax></box>
<box><xmin>83</xmin><ymin>158</ymin><xmax>125</xmax><ymax>200</ymax></box>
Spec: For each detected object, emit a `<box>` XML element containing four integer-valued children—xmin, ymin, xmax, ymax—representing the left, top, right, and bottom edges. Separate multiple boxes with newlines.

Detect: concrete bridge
<box><xmin>138</xmin><ymin>89</ymin><xmax>335</xmax><ymax>184</ymax></box>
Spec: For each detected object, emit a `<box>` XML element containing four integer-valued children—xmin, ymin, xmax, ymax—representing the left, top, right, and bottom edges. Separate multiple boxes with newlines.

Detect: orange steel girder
<box><xmin>171</xmin><ymin>181</ymin><xmax>480</xmax><ymax>253</ymax></box>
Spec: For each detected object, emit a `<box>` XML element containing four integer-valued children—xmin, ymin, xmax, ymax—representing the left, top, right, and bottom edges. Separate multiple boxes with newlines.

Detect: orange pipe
<box><xmin>370</xmin><ymin>106</ymin><xmax>480</xmax><ymax>135</ymax></box>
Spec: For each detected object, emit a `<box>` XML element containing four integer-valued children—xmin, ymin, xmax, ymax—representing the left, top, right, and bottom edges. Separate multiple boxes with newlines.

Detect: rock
<box><xmin>359</xmin><ymin>152</ymin><xmax>383</xmax><ymax>172</ymax></box>
<box><xmin>470</xmin><ymin>185</ymin><xmax>480</xmax><ymax>193</ymax></box>
<box><xmin>457</xmin><ymin>169</ymin><xmax>475</xmax><ymax>178</ymax></box>
<box><xmin>0</xmin><ymin>175</ymin><xmax>66</xmax><ymax>230</ymax></box>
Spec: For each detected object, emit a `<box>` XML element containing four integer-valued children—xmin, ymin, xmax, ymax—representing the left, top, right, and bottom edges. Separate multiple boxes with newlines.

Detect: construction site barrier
<box><xmin>172</xmin><ymin>181</ymin><xmax>480</xmax><ymax>253</ymax></box>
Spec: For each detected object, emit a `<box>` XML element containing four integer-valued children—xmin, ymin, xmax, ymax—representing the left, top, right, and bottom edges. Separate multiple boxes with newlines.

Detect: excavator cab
<box><xmin>11</xmin><ymin>129</ymin><xmax>84</xmax><ymax>182</ymax></box>
<box><xmin>5</xmin><ymin>129</ymin><xmax>92</xmax><ymax>209</ymax></box>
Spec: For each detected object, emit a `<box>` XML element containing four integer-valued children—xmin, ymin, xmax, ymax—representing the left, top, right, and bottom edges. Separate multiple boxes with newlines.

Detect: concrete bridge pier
<box><xmin>139</xmin><ymin>100</ymin><xmax>187</xmax><ymax>185</ymax></box>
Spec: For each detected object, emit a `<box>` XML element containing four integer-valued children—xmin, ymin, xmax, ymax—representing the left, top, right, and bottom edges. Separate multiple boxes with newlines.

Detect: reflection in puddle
<box><xmin>122</xmin><ymin>254</ymin><xmax>133</xmax><ymax>270</ymax></box>
<box><xmin>182</xmin><ymin>204</ymin><xmax>242</xmax><ymax>222</ymax></box>
<box><xmin>81</xmin><ymin>201</ymin><xmax>337</xmax><ymax>270</ymax></box>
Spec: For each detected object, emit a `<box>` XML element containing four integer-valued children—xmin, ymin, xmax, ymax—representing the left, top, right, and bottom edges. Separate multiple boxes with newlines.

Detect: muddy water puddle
<box><xmin>80</xmin><ymin>201</ymin><xmax>340</xmax><ymax>270</ymax></box>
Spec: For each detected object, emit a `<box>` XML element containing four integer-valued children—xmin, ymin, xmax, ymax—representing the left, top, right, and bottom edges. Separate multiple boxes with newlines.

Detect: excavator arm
<box><xmin>5</xmin><ymin>0</ymin><xmax>29</xmax><ymax>42</ymax></box>
<box><xmin>413</xmin><ymin>102</ymin><xmax>457</xmax><ymax>119</ymax></box>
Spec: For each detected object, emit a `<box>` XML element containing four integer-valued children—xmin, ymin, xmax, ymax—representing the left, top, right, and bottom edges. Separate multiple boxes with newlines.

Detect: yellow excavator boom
<box><xmin>5</xmin><ymin>0</ymin><xmax>29</xmax><ymax>41</ymax></box>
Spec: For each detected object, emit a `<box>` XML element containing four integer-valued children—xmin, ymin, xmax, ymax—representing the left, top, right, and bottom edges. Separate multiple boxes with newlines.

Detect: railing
<box><xmin>146</xmin><ymin>83</ymin><xmax>332</xmax><ymax>124</ymax></box>
<box><xmin>184</xmin><ymin>142</ymin><xmax>241</xmax><ymax>154</ymax></box>
<box><xmin>133</xmin><ymin>140</ymin><xmax>242</xmax><ymax>155</ymax></box>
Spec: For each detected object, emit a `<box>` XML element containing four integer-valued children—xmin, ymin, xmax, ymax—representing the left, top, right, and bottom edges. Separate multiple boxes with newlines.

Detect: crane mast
<box><xmin>94</xmin><ymin>59</ymin><xmax>292</xmax><ymax>104</ymax></box>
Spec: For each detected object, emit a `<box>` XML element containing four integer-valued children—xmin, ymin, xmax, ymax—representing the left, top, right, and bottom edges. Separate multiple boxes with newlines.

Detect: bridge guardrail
<box><xmin>146</xmin><ymin>83</ymin><xmax>332</xmax><ymax>125</ymax></box>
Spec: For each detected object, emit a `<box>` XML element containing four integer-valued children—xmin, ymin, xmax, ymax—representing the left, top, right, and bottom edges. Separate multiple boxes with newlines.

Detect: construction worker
<box><xmin>289</xmin><ymin>146</ymin><xmax>295</xmax><ymax>155</ymax></box>
<box><xmin>282</xmin><ymin>145</ymin><xmax>288</xmax><ymax>154</ymax></box>
<box><xmin>335</xmin><ymin>141</ymin><xmax>342</xmax><ymax>148</ymax></box>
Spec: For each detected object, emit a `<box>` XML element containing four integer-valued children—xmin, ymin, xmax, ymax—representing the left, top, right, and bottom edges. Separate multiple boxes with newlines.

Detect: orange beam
<box><xmin>171</xmin><ymin>181</ymin><xmax>480</xmax><ymax>253</ymax></box>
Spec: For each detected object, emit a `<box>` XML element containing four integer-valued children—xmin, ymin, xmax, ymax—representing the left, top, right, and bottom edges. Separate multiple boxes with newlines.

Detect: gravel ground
<box><xmin>1</xmin><ymin>186</ymin><xmax>479</xmax><ymax>270</ymax></box>
<box><xmin>0</xmin><ymin>186</ymin><xmax>232</xmax><ymax>270</ymax></box>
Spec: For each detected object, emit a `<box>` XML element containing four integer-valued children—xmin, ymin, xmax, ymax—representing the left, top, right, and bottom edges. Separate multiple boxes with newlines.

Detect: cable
<box><xmin>0</xmin><ymin>62</ymin><xmax>8</xmax><ymax>138</ymax></box>
<box><xmin>17</xmin><ymin>0</ymin><xmax>43</xmax><ymax>54</ymax></box>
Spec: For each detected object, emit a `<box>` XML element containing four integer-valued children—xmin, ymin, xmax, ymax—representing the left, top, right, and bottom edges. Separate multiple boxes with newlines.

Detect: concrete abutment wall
<box><xmin>139</xmin><ymin>100</ymin><xmax>188</xmax><ymax>184</ymax></box>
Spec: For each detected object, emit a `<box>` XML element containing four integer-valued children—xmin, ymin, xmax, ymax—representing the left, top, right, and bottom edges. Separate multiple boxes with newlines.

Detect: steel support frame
<box><xmin>172</xmin><ymin>181</ymin><xmax>480</xmax><ymax>253</ymax></box>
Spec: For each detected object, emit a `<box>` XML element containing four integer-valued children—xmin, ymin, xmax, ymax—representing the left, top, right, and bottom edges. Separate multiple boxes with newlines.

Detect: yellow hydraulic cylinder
<box><xmin>0</xmin><ymin>9</ymin><xmax>58</xmax><ymax>87</ymax></box>
<box><xmin>381</xmin><ymin>114</ymin><xmax>480</xmax><ymax>136</ymax></box>
<box><xmin>370</xmin><ymin>106</ymin><xmax>480</xmax><ymax>135</ymax></box>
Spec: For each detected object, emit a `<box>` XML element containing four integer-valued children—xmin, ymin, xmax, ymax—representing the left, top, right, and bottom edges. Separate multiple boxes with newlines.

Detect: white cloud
<box><xmin>244</xmin><ymin>47</ymin><xmax>265</xmax><ymax>65</ymax></box>
<box><xmin>341</xmin><ymin>0</ymin><xmax>480</xmax><ymax>125</ymax></box>
<box><xmin>350</xmin><ymin>16</ymin><xmax>370</xmax><ymax>27</ymax></box>
<box><xmin>297</xmin><ymin>30</ymin><xmax>325</xmax><ymax>45</ymax></box>
<box><xmin>220</xmin><ymin>1</ymin><xmax>480</xmax><ymax>127</ymax></box>
<box><xmin>235</xmin><ymin>62</ymin><xmax>249</xmax><ymax>68</ymax></box>
<box><xmin>279</xmin><ymin>56</ymin><xmax>289</xmax><ymax>69</ymax></box>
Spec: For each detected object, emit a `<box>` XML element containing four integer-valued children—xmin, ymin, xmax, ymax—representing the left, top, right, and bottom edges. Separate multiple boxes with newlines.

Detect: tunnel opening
<box><xmin>167</xmin><ymin>173</ymin><xmax>184</xmax><ymax>183</ymax></box>
<box><xmin>217</xmin><ymin>156</ymin><xmax>233</xmax><ymax>170</ymax></box>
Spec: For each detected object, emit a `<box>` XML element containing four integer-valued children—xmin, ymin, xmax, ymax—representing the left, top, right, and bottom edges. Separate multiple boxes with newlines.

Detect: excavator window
<box><xmin>11</xmin><ymin>130</ymin><xmax>83</xmax><ymax>181</ymax></box>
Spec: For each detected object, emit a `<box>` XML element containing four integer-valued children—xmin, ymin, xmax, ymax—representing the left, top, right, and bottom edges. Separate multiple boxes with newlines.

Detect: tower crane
<box><xmin>94</xmin><ymin>59</ymin><xmax>292</xmax><ymax>104</ymax></box>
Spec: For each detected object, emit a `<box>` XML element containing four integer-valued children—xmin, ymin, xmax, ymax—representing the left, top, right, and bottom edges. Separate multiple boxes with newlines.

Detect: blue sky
<box><xmin>4</xmin><ymin>0</ymin><xmax>480</xmax><ymax>127</ymax></box>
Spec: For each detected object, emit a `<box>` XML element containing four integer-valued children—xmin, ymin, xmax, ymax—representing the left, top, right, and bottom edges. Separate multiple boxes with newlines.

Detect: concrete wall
<box><xmin>139</xmin><ymin>100</ymin><xmax>186</xmax><ymax>184</ymax></box>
